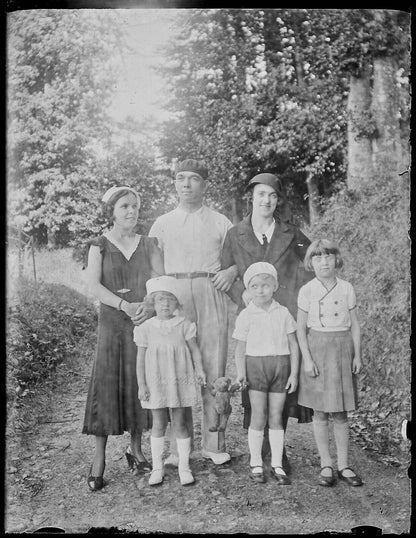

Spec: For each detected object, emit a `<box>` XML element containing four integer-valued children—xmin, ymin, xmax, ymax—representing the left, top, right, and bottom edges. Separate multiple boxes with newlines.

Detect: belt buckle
<box><xmin>187</xmin><ymin>272</ymin><xmax>193</xmax><ymax>278</ymax></box>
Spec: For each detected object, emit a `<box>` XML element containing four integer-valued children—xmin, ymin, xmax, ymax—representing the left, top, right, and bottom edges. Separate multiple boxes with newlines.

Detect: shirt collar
<box><xmin>252</xmin><ymin>219</ymin><xmax>275</xmax><ymax>243</ymax></box>
<box><xmin>246</xmin><ymin>299</ymin><xmax>281</xmax><ymax>313</ymax></box>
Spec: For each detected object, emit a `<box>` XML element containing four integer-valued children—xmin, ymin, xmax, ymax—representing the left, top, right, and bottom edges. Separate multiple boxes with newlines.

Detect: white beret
<box><xmin>243</xmin><ymin>262</ymin><xmax>278</xmax><ymax>289</ymax></box>
<box><xmin>102</xmin><ymin>186</ymin><xmax>140</xmax><ymax>205</ymax></box>
<box><xmin>146</xmin><ymin>276</ymin><xmax>179</xmax><ymax>301</ymax></box>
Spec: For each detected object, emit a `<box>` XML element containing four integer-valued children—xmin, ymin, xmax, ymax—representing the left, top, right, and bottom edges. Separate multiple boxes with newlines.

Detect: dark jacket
<box><xmin>221</xmin><ymin>214</ymin><xmax>313</xmax><ymax>319</ymax></box>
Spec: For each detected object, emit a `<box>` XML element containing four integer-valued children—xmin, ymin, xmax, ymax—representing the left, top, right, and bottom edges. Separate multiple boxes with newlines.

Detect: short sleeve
<box><xmin>133</xmin><ymin>324</ymin><xmax>148</xmax><ymax>348</ymax></box>
<box><xmin>81</xmin><ymin>236</ymin><xmax>105</xmax><ymax>269</ymax></box>
<box><xmin>297</xmin><ymin>283</ymin><xmax>310</xmax><ymax>312</ymax></box>
<box><xmin>148</xmin><ymin>219</ymin><xmax>164</xmax><ymax>249</ymax></box>
<box><xmin>184</xmin><ymin>320</ymin><xmax>197</xmax><ymax>340</ymax></box>
<box><xmin>347</xmin><ymin>282</ymin><xmax>357</xmax><ymax>310</ymax></box>
<box><xmin>285</xmin><ymin>311</ymin><xmax>297</xmax><ymax>334</ymax></box>
<box><xmin>232</xmin><ymin>310</ymin><xmax>250</xmax><ymax>341</ymax></box>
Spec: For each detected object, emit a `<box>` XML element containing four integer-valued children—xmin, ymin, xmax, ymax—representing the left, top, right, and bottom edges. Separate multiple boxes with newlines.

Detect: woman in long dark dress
<box><xmin>82</xmin><ymin>186</ymin><xmax>164</xmax><ymax>491</ymax></box>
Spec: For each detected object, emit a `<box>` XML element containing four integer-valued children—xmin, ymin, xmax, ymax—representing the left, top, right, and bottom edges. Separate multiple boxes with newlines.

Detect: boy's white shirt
<box><xmin>232</xmin><ymin>299</ymin><xmax>296</xmax><ymax>356</ymax></box>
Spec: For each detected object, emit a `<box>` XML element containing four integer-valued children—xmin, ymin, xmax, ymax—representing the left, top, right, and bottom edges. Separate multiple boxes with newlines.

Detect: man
<box><xmin>149</xmin><ymin>158</ymin><xmax>238</xmax><ymax>464</ymax></box>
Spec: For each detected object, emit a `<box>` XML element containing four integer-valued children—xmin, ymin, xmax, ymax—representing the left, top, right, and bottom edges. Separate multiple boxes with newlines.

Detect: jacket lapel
<box><xmin>237</xmin><ymin>215</ymin><xmax>264</xmax><ymax>259</ymax></box>
<box><xmin>267</xmin><ymin>221</ymin><xmax>295</xmax><ymax>265</ymax></box>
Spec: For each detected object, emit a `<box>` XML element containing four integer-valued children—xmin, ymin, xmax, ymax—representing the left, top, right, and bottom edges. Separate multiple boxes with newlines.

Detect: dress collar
<box><xmin>151</xmin><ymin>315</ymin><xmax>185</xmax><ymax>332</ymax></box>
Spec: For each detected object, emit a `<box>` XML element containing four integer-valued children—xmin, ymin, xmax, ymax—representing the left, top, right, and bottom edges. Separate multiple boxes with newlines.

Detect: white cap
<box><xmin>243</xmin><ymin>262</ymin><xmax>278</xmax><ymax>289</ymax></box>
<box><xmin>102</xmin><ymin>186</ymin><xmax>140</xmax><ymax>206</ymax></box>
<box><xmin>146</xmin><ymin>276</ymin><xmax>179</xmax><ymax>301</ymax></box>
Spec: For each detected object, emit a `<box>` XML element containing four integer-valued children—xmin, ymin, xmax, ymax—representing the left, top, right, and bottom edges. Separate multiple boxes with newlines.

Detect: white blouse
<box><xmin>297</xmin><ymin>277</ymin><xmax>356</xmax><ymax>332</ymax></box>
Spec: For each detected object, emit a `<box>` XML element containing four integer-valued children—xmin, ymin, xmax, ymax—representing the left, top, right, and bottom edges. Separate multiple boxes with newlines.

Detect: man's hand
<box><xmin>211</xmin><ymin>266</ymin><xmax>238</xmax><ymax>292</ymax></box>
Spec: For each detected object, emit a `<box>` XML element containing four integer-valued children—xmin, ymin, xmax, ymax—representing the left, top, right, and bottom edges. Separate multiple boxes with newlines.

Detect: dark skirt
<box><xmin>298</xmin><ymin>329</ymin><xmax>358</xmax><ymax>413</ymax></box>
<box><xmin>82</xmin><ymin>305</ymin><xmax>151</xmax><ymax>436</ymax></box>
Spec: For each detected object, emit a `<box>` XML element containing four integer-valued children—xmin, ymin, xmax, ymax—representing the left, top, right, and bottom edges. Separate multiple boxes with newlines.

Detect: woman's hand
<box><xmin>121</xmin><ymin>301</ymin><xmax>142</xmax><ymax>318</ymax></box>
<box><xmin>304</xmin><ymin>359</ymin><xmax>319</xmax><ymax>377</ymax></box>
<box><xmin>352</xmin><ymin>356</ymin><xmax>362</xmax><ymax>374</ymax></box>
<box><xmin>195</xmin><ymin>369</ymin><xmax>207</xmax><ymax>387</ymax></box>
<box><xmin>285</xmin><ymin>373</ymin><xmax>298</xmax><ymax>393</ymax></box>
<box><xmin>211</xmin><ymin>266</ymin><xmax>238</xmax><ymax>292</ymax></box>
<box><xmin>131</xmin><ymin>302</ymin><xmax>154</xmax><ymax>325</ymax></box>
<box><xmin>138</xmin><ymin>384</ymin><xmax>150</xmax><ymax>401</ymax></box>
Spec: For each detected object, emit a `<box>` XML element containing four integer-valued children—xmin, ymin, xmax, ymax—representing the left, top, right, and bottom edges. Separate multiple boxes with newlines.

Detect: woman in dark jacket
<box><xmin>221</xmin><ymin>173</ymin><xmax>313</xmax><ymax>472</ymax></box>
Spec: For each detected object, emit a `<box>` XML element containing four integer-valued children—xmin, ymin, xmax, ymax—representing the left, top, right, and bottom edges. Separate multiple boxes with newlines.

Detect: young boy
<box><xmin>233</xmin><ymin>262</ymin><xmax>299</xmax><ymax>484</ymax></box>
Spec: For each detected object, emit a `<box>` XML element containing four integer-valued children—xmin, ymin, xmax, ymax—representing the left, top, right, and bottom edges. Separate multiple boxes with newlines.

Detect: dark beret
<box><xmin>175</xmin><ymin>159</ymin><xmax>208</xmax><ymax>180</ymax></box>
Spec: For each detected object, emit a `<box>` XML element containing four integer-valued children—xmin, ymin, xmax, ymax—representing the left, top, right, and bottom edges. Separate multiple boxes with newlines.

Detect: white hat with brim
<box><xmin>146</xmin><ymin>276</ymin><xmax>179</xmax><ymax>301</ymax></box>
<box><xmin>102</xmin><ymin>186</ymin><xmax>140</xmax><ymax>205</ymax></box>
<box><xmin>243</xmin><ymin>262</ymin><xmax>278</xmax><ymax>289</ymax></box>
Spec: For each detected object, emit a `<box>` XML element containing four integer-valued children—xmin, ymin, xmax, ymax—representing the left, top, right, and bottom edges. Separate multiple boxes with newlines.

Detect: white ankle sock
<box><xmin>248</xmin><ymin>427</ymin><xmax>264</xmax><ymax>467</ymax></box>
<box><xmin>176</xmin><ymin>437</ymin><xmax>191</xmax><ymax>472</ymax></box>
<box><xmin>150</xmin><ymin>436</ymin><xmax>165</xmax><ymax>471</ymax></box>
<box><xmin>269</xmin><ymin>428</ymin><xmax>285</xmax><ymax>469</ymax></box>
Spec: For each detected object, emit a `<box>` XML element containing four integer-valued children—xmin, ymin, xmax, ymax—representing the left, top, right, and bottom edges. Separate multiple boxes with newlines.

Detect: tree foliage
<box><xmin>8</xmin><ymin>10</ymin><xmax>126</xmax><ymax>246</ymax></box>
<box><xmin>157</xmin><ymin>8</ymin><xmax>410</xmax><ymax>221</ymax></box>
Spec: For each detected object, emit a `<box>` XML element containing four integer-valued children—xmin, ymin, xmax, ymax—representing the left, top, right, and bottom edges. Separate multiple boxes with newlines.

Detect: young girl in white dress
<box><xmin>296</xmin><ymin>239</ymin><xmax>363</xmax><ymax>487</ymax></box>
<box><xmin>134</xmin><ymin>276</ymin><xmax>206</xmax><ymax>486</ymax></box>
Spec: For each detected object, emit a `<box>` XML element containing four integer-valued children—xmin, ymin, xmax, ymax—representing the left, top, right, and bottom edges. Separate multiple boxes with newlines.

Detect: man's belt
<box><xmin>166</xmin><ymin>271</ymin><xmax>216</xmax><ymax>279</ymax></box>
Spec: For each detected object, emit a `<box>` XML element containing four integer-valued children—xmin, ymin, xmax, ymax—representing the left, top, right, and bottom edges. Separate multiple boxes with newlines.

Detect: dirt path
<box><xmin>5</xmin><ymin>324</ymin><xmax>411</xmax><ymax>535</ymax></box>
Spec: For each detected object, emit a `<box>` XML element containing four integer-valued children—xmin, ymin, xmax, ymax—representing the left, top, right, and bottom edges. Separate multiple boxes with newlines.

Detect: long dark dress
<box><xmin>82</xmin><ymin>235</ymin><xmax>158</xmax><ymax>436</ymax></box>
<box><xmin>221</xmin><ymin>214</ymin><xmax>314</xmax><ymax>427</ymax></box>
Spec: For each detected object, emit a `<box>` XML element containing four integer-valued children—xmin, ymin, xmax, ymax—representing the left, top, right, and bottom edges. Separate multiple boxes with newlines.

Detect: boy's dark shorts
<box><xmin>246</xmin><ymin>354</ymin><xmax>291</xmax><ymax>393</ymax></box>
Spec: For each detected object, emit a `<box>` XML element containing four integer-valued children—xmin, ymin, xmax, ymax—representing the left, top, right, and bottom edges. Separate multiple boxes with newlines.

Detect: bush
<box><xmin>7</xmin><ymin>278</ymin><xmax>97</xmax><ymax>400</ymax></box>
<box><xmin>305</xmin><ymin>176</ymin><xmax>411</xmax><ymax>459</ymax></box>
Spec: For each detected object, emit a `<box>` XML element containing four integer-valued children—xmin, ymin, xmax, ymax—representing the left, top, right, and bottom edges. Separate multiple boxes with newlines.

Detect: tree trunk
<box><xmin>306</xmin><ymin>172</ymin><xmax>320</xmax><ymax>224</ymax></box>
<box><xmin>371</xmin><ymin>55</ymin><xmax>402</xmax><ymax>180</ymax></box>
<box><xmin>346</xmin><ymin>65</ymin><xmax>374</xmax><ymax>190</ymax></box>
<box><xmin>230</xmin><ymin>197</ymin><xmax>241</xmax><ymax>224</ymax></box>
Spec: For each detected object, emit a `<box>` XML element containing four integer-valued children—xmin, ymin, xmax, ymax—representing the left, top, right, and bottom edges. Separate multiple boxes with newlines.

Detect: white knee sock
<box><xmin>312</xmin><ymin>418</ymin><xmax>332</xmax><ymax>469</ymax></box>
<box><xmin>333</xmin><ymin>420</ymin><xmax>349</xmax><ymax>470</ymax></box>
<box><xmin>150</xmin><ymin>436</ymin><xmax>165</xmax><ymax>471</ymax></box>
<box><xmin>268</xmin><ymin>428</ymin><xmax>285</xmax><ymax>469</ymax></box>
<box><xmin>248</xmin><ymin>427</ymin><xmax>264</xmax><ymax>467</ymax></box>
<box><xmin>176</xmin><ymin>437</ymin><xmax>191</xmax><ymax>472</ymax></box>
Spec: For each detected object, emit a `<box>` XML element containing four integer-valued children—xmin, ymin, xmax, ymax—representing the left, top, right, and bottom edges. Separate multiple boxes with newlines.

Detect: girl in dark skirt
<box><xmin>297</xmin><ymin>239</ymin><xmax>363</xmax><ymax>488</ymax></box>
<box><xmin>82</xmin><ymin>186</ymin><xmax>164</xmax><ymax>491</ymax></box>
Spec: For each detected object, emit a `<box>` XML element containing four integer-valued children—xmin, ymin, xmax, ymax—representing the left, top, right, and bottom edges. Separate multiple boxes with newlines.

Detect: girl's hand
<box><xmin>131</xmin><ymin>302</ymin><xmax>154</xmax><ymax>326</ymax></box>
<box><xmin>285</xmin><ymin>374</ymin><xmax>298</xmax><ymax>393</ymax></box>
<box><xmin>352</xmin><ymin>356</ymin><xmax>363</xmax><ymax>374</ymax></box>
<box><xmin>196</xmin><ymin>369</ymin><xmax>207</xmax><ymax>387</ymax></box>
<box><xmin>138</xmin><ymin>384</ymin><xmax>150</xmax><ymax>401</ymax></box>
<box><xmin>304</xmin><ymin>360</ymin><xmax>319</xmax><ymax>377</ymax></box>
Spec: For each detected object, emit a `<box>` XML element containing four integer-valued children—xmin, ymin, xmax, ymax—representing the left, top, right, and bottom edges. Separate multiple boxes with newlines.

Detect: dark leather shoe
<box><xmin>249</xmin><ymin>466</ymin><xmax>265</xmax><ymax>483</ymax></box>
<box><xmin>318</xmin><ymin>466</ymin><xmax>335</xmax><ymax>487</ymax></box>
<box><xmin>270</xmin><ymin>466</ymin><xmax>291</xmax><ymax>485</ymax></box>
<box><xmin>282</xmin><ymin>451</ymin><xmax>291</xmax><ymax>475</ymax></box>
<box><xmin>87</xmin><ymin>464</ymin><xmax>105</xmax><ymax>491</ymax></box>
<box><xmin>337</xmin><ymin>467</ymin><xmax>363</xmax><ymax>486</ymax></box>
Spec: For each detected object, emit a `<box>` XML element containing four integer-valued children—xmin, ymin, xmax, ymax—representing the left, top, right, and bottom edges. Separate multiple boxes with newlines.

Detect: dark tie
<box><xmin>262</xmin><ymin>233</ymin><xmax>268</xmax><ymax>259</ymax></box>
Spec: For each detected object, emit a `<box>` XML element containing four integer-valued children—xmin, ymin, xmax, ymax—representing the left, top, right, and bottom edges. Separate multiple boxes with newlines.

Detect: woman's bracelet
<box><xmin>117</xmin><ymin>299</ymin><xmax>124</xmax><ymax>311</ymax></box>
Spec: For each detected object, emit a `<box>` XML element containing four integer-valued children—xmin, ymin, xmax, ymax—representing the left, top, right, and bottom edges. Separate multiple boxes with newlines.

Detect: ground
<box><xmin>5</xmin><ymin>312</ymin><xmax>411</xmax><ymax>535</ymax></box>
